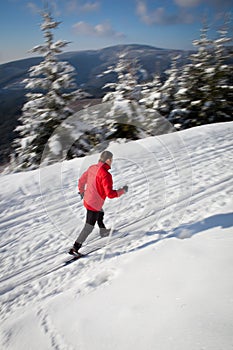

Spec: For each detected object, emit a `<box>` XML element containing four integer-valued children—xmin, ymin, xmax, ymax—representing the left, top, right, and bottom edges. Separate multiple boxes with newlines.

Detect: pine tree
<box><xmin>139</xmin><ymin>55</ymin><xmax>181</xmax><ymax>121</ymax></box>
<box><xmin>210</xmin><ymin>18</ymin><xmax>233</xmax><ymax>121</ymax></box>
<box><xmin>12</xmin><ymin>10</ymin><xmax>82</xmax><ymax>170</ymax></box>
<box><xmin>100</xmin><ymin>51</ymin><xmax>176</xmax><ymax>139</ymax></box>
<box><xmin>100</xmin><ymin>52</ymin><xmax>146</xmax><ymax>139</ymax></box>
<box><xmin>140</xmin><ymin>74</ymin><xmax>162</xmax><ymax>110</ymax></box>
<box><xmin>160</xmin><ymin>54</ymin><xmax>181</xmax><ymax>117</ymax></box>
<box><xmin>175</xmin><ymin>23</ymin><xmax>214</xmax><ymax>128</ymax></box>
<box><xmin>168</xmin><ymin>20</ymin><xmax>233</xmax><ymax>129</ymax></box>
<box><xmin>138</xmin><ymin>74</ymin><xmax>166</xmax><ymax>135</ymax></box>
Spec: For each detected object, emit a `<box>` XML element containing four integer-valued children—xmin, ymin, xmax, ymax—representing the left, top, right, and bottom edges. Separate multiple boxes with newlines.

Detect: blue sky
<box><xmin>0</xmin><ymin>0</ymin><xmax>232</xmax><ymax>64</ymax></box>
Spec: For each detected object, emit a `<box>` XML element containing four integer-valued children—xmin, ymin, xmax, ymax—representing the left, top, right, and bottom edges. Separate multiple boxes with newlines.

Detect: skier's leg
<box><xmin>97</xmin><ymin>209</ymin><xmax>106</xmax><ymax>229</ymax></box>
<box><xmin>69</xmin><ymin>223</ymin><xmax>92</xmax><ymax>254</ymax></box>
<box><xmin>98</xmin><ymin>209</ymin><xmax>111</xmax><ymax>237</ymax></box>
<box><xmin>71</xmin><ymin>210</ymin><xmax>98</xmax><ymax>253</ymax></box>
<box><xmin>75</xmin><ymin>223</ymin><xmax>94</xmax><ymax>245</ymax></box>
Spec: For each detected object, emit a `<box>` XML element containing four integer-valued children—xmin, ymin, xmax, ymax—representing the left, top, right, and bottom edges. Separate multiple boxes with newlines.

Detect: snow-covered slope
<box><xmin>0</xmin><ymin>122</ymin><xmax>233</xmax><ymax>350</ymax></box>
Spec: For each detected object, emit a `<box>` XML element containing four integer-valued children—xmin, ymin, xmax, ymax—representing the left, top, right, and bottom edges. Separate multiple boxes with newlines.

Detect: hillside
<box><xmin>0</xmin><ymin>122</ymin><xmax>232</xmax><ymax>350</ymax></box>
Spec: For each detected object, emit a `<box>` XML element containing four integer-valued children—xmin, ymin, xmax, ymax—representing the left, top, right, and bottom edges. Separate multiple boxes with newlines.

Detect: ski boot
<box><xmin>69</xmin><ymin>241</ymin><xmax>82</xmax><ymax>256</ymax></box>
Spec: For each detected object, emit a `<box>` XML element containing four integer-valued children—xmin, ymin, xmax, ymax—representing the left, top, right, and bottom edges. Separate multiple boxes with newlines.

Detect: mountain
<box><xmin>0</xmin><ymin>44</ymin><xmax>187</xmax><ymax>91</ymax></box>
<box><xmin>0</xmin><ymin>122</ymin><xmax>232</xmax><ymax>349</ymax></box>
<box><xmin>0</xmin><ymin>44</ymin><xmax>189</xmax><ymax>166</ymax></box>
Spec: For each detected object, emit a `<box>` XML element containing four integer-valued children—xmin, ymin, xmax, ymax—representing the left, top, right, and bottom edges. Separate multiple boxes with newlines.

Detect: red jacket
<box><xmin>78</xmin><ymin>161</ymin><xmax>124</xmax><ymax>212</ymax></box>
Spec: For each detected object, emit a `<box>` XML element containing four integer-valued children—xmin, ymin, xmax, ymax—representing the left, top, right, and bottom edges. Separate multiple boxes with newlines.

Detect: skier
<box><xmin>69</xmin><ymin>150</ymin><xmax>128</xmax><ymax>255</ymax></box>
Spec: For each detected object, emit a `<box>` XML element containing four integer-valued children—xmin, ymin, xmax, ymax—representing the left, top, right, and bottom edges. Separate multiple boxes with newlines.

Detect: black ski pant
<box><xmin>86</xmin><ymin>209</ymin><xmax>106</xmax><ymax>228</ymax></box>
<box><xmin>75</xmin><ymin>209</ymin><xmax>106</xmax><ymax>244</ymax></box>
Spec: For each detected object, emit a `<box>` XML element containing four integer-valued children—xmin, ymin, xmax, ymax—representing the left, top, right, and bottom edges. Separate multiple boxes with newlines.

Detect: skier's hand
<box><xmin>79</xmin><ymin>192</ymin><xmax>84</xmax><ymax>199</ymax></box>
<box><xmin>117</xmin><ymin>185</ymin><xmax>128</xmax><ymax>197</ymax></box>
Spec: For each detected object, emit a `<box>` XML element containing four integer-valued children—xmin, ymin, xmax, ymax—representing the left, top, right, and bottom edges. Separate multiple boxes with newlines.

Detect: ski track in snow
<box><xmin>36</xmin><ymin>306</ymin><xmax>77</xmax><ymax>350</ymax></box>
<box><xmin>0</xmin><ymin>123</ymin><xmax>233</xmax><ymax>348</ymax></box>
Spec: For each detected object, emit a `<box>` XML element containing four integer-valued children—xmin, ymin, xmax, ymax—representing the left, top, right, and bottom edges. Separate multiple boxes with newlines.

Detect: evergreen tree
<box><xmin>100</xmin><ymin>52</ymin><xmax>146</xmax><ymax>139</ymax></box>
<box><xmin>160</xmin><ymin>54</ymin><xmax>181</xmax><ymax>117</ymax></box>
<box><xmin>139</xmin><ymin>55</ymin><xmax>181</xmax><ymax>119</ymax></box>
<box><xmin>140</xmin><ymin>74</ymin><xmax>162</xmax><ymax>110</ymax></box>
<box><xmin>12</xmin><ymin>10</ymin><xmax>83</xmax><ymax>170</ymax></box>
<box><xmin>210</xmin><ymin>18</ymin><xmax>233</xmax><ymax>121</ymax></box>
<box><xmin>138</xmin><ymin>74</ymin><xmax>166</xmax><ymax>135</ymax></box>
<box><xmin>175</xmin><ymin>23</ymin><xmax>214</xmax><ymax>128</ymax></box>
<box><xmin>168</xmin><ymin>20</ymin><xmax>233</xmax><ymax>129</ymax></box>
<box><xmin>100</xmin><ymin>52</ymin><xmax>175</xmax><ymax>138</ymax></box>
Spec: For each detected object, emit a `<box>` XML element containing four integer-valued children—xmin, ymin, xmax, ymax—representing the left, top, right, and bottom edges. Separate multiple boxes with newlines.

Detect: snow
<box><xmin>191</xmin><ymin>100</ymin><xmax>201</xmax><ymax>106</ymax></box>
<box><xmin>48</xmin><ymin>135</ymin><xmax>62</xmax><ymax>156</ymax></box>
<box><xmin>0</xmin><ymin>122</ymin><xmax>233</xmax><ymax>350</ymax></box>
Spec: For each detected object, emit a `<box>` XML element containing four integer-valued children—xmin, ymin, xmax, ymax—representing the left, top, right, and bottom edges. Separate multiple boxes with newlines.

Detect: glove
<box><xmin>79</xmin><ymin>192</ymin><xmax>84</xmax><ymax>199</ymax></box>
<box><xmin>117</xmin><ymin>185</ymin><xmax>128</xmax><ymax>197</ymax></box>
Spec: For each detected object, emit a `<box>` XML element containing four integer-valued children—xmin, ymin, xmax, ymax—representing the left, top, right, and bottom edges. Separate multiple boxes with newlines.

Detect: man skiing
<box><xmin>69</xmin><ymin>150</ymin><xmax>128</xmax><ymax>255</ymax></box>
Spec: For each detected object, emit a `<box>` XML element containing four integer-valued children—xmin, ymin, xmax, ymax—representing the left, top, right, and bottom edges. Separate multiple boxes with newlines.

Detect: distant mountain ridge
<box><xmin>0</xmin><ymin>44</ymin><xmax>190</xmax><ymax>165</ymax></box>
<box><xmin>0</xmin><ymin>44</ymin><xmax>188</xmax><ymax>92</ymax></box>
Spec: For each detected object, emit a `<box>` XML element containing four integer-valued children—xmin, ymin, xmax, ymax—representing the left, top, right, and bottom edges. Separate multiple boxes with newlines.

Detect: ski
<box><xmin>64</xmin><ymin>254</ymin><xmax>84</xmax><ymax>265</ymax></box>
<box><xmin>64</xmin><ymin>248</ymin><xmax>99</xmax><ymax>265</ymax></box>
<box><xmin>64</xmin><ymin>231</ymin><xmax>128</xmax><ymax>265</ymax></box>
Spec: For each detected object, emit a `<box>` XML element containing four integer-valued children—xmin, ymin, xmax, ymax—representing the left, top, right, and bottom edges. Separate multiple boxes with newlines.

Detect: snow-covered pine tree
<box><xmin>99</xmin><ymin>51</ymin><xmax>175</xmax><ymax>139</ymax></box>
<box><xmin>167</xmin><ymin>61</ymin><xmax>190</xmax><ymax>129</ymax></box>
<box><xmin>12</xmin><ymin>10</ymin><xmax>83</xmax><ymax>170</ymax></box>
<box><xmin>173</xmin><ymin>23</ymin><xmax>214</xmax><ymax>128</ymax></box>
<box><xmin>160</xmin><ymin>54</ymin><xmax>181</xmax><ymax>117</ymax></box>
<box><xmin>100</xmin><ymin>52</ymin><xmax>146</xmax><ymax>139</ymax></box>
<box><xmin>140</xmin><ymin>54</ymin><xmax>181</xmax><ymax>118</ymax></box>
<box><xmin>138</xmin><ymin>74</ymin><xmax>168</xmax><ymax>134</ymax></box>
<box><xmin>140</xmin><ymin>74</ymin><xmax>162</xmax><ymax>110</ymax></box>
<box><xmin>169</xmin><ymin>20</ymin><xmax>233</xmax><ymax>129</ymax></box>
<box><xmin>210</xmin><ymin>17</ymin><xmax>233</xmax><ymax>121</ymax></box>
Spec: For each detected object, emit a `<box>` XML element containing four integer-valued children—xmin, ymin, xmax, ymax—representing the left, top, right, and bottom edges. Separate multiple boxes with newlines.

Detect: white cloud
<box><xmin>73</xmin><ymin>21</ymin><xmax>95</xmax><ymax>35</ymax></box>
<box><xmin>27</xmin><ymin>0</ymin><xmax>60</xmax><ymax>16</ymax></box>
<box><xmin>67</xmin><ymin>1</ymin><xmax>100</xmax><ymax>13</ymax></box>
<box><xmin>174</xmin><ymin>0</ymin><xmax>202</xmax><ymax>7</ymax></box>
<box><xmin>67</xmin><ymin>0</ymin><xmax>77</xmax><ymax>13</ymax></box>
<box><xmin>136</xmin><ymin>0</ymin><xmax>147</xmax><ymax>18</ymax></box>
<box><xmin>26</xmin><ymin>2</ymin><xmax>40</xmax><ymax>14</ymax></box>
<box><xmin>136</xmin><ymin>1</ymin><xmax>194</xmax><ymax>25</ymax></box>
<box><xmin>73</xmin><ymin>21</ymin><xmax>126</xmax><ymax>38</ymax></box>
<box><xmin>80</xmin><ymin>2</ymin><xmax>100</xmax><ymax>12</ymax></box>
<box><xmin>136</xmin><ymin>0</ymin><xmax>232</xmax><ymax>26</ymax></box>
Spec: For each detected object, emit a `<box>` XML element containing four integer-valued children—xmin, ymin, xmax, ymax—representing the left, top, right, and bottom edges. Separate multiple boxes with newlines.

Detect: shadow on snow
<box><xmin>123</xmin><ymin>212</ymin><xmax>233</xmax><ymax>254</ymax></box>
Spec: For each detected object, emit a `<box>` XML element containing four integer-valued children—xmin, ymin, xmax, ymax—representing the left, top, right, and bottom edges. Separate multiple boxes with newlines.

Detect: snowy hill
<box><xmin>0</xmin><ymin>122</ymin><xmax>233</xmax><ymax>350</ymax></box>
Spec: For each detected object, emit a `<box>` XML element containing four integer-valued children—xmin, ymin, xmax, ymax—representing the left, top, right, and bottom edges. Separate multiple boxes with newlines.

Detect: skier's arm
<box><xmin>78</xmin><ymin>170</ymin><xmax>88</xmax><ymax>195</ymax></box>
<box><xmin>102</xmin><ymin>173</ymin><xmax>126</xmax><ymax>198</ymax></box>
